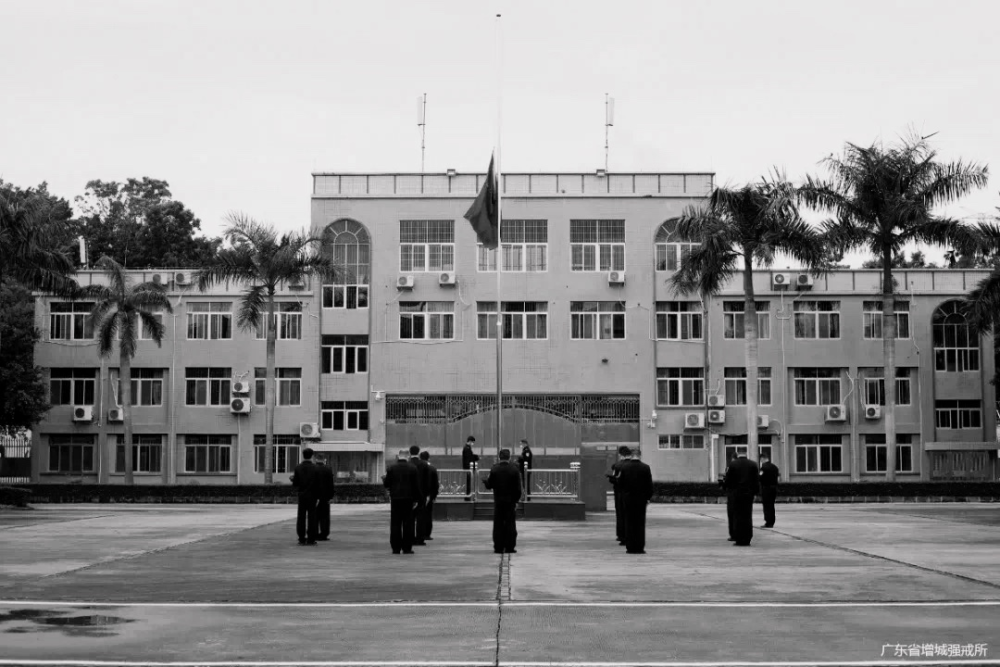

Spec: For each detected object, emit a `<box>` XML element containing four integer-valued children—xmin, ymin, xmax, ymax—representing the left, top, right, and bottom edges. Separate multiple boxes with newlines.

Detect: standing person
<box><xmin>721</xmin><ymin>452</ymin><xmax>739</xmax><ymax>542</ymax></box>
<box><xmin>419</xmin><ymin>450</ymin><xmax>439</xmax><ymax>540</ymax></box>
<box><xmin>314</xmin><ymin>455</ymin><xmax>336</xmax><ymax>542</ymax></box>
<box><xmin>617</xmin><ymin>448</ymin><xmax>653</xmax><ymax>554</ymax></box>
<box><xmin>383</xmin><ymin>450</ymin><xmax>421</xmax><ymax>554</ymax></box>
<box><xmin>517</xmin><ymin>440</ymin><xmax>534</xmax><ymax>500</ymax></box>
<box><xmin>725</xmin><ymin>450</ymin><xmax>760</xmax><ymax>546</ymax></box>
<box><xmin>607</xmin><ymin>446</ymin><xmax>631</xmax><ymax>545</ymax></box>
<box><xmin>461</xmin><ymin>436</ymin><xmax>480</xmax><ymax>500</ymax></box>
<box><xmin>759</xmin><ymin>455</ymin><xmax>780</xmax><ymax>528</ymax></box>
<box><xmin>290</xmin><ymin>447</ymin><xmax>321</xmax><ymax>546</ymax></box>
<box><xmin>409</xmin><ymin>445</ymin><xmax>430</xmax><ymax>545</ymax></box>
<box><xmin>483</xmin><ymin>448</ymin><xmax>522</xmax><ymax>554</ymax></box>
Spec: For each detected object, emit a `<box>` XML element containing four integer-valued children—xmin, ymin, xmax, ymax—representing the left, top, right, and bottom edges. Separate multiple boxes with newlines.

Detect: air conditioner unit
<box><xmin>865</xmin><ymin>405</ymin><xmax>882</xmax><ymax>420</ymax></box>
<box><xmin>72</xmin><ymin>405</ymin><xmax>94</xmax><ymax>422</ymax></box>
<box><xmin>796</xmin><ymin>273</ymin><xmax>814</xmax><ymax>288</ymax></box>
<box><xmin>684</xmin><ymin>412</ymin><xmax>705</xmax><ymax>429</ymax></box>
<box><xmin>107</xmin><ymin>408</ymin><xmax>124</xmax><ymax>422</ymax></box>
<box><xmin>439</xmin><ymin>271</ymin><xmax>457</xmax><ymax>286</ymax></box>
<box><xmin>707</xmin><ymin>409</ymin><xmax>726</xmax><ymax>425</ymax></box>
<box><xmin>757</xmin><ymin>414</ymin><xmax>770</xmax><ymax>429</ymax></box>
<box><xmin>232</xmin><ymin>381</ymin><xmax>250</xmax><ymax>395</ymax></box>
<box><xmin>149</xmin><ymin>273</ymin><xmax>171</xmax><ymax>287</ymax></box>
<box><xmin>397</xmin><ymin>275</ymin><xmax>414</xmax><ymax>290</ymax></box>
<box><xmin>230</xmin><ymin>397</ymin><xmax>251</xmax><ymax>414</ymax></box>
<box><xmin>299</xmin><ymin>422</ymin><xmax>322</xmax><ymax>439</ymax></box>
<box><xmin>772</xmin><ymin>273</ymin><xmax>791</xmax><ymax>288</ymax></box>
<box><xmin>607</xmin><ymin>271</ymin><xmax>625</xmax><ymax>285</ymax></box>
<box><xmin>288</xmin><ymin>276</ymin><xmax>306</xmax><ymax>289</ymax></box>
<box><xmin>707</xmin><ymin>395</ymin><xmax>726</xmax><ymax>408</ymax></box>
<box><xmin>174</xmin><ymin>271</ymin><xmax>192</xmax><ymax>286</ymax></box>
<box><xmin>825</xmin><ymin>404</ymin><xmax>847</xmax><ymax>422</ymax></box>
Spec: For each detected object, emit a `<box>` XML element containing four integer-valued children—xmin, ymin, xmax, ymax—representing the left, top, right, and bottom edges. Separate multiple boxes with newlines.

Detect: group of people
<box><xmin>720</xmin><ymin>451</ymin><xmax>780</xmax><ymax>546</ymax></box>
<box><xmin>289</xmin><ymin>448</ymin><xmax>337</xmax><ymax>545</ymax></box>
<box><xmin>606</xmin><ymin>446</ymin><xmax>654</xmax><ymax>554</ymax></box>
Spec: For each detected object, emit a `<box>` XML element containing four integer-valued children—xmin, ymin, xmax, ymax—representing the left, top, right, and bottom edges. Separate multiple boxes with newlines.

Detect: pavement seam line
<box><xmin>0</xmin><ymin>513</ymin><xmax>119</xmax><ymax>531</ymax></box>
<box><xmin>494</xmin><ymin>552</ymin><xmax>507</xmax><ymax>667</ymax></box>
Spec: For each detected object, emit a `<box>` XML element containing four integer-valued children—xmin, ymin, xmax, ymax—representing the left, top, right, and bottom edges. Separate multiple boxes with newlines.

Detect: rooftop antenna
<box><xmin>605</xmin><ymin>93</ymin><xmax>615</xmax><ymax>173</ymax></box>
<box><xmin>417</xmin><ymin>93</ymin><xmax>427</xmax><ymax>172</ymax></box>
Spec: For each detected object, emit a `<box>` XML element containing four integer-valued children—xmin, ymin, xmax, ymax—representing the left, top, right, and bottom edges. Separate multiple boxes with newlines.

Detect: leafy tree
<box><xmin>961</xmin><ymin>209</ymin><xmax>1000</xmax><ymax>389</ymax></box>
<box><xmin>861</xmin><ymin>250</ymin><xmax>938</xmax><ymax>269</ymax></box>
<box><xmin>86</xmin><ymin>257</ymin><xmax>173</xmax><ymax>485</ymax></box>
<box><xmin>197</xmin><ymin>214</ymin><xmax>341</xmax><ymax>483</ymax></box>
<box><xmin>800</xmin><ymin>136</ymin><xmax>989</xmax><ymax>481</ymax></box>
<box><xmin>671</xmin><ymin>177</ymin><xmax>826</xmax><ymax>462</ymax></box>
<box><xmin>0</xmin><ymin>282</ymin><xmax>50</xmax><ymax>435</ymax></box>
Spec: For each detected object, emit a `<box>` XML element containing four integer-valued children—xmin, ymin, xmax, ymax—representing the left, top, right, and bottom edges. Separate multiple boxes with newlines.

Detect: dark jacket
<box><xmin>316</xmin><ymin>463</ymin><xmax>336</xmax><ymax>502</ymax></box>
<box><xmin>484</xmin><ymin>460</ymin><xmax>522</xmax><ymax>503</ymax></box>
<box><xmin>383</xmin><ymin>459</ymin><xmax>421</xmax><ymax>501</ymax></box>
<box><xmin>427</xmin><ymin>463</ymin><xmax>439</xmax><ymax>500</ymax></box>
<box><xmin>291</xmin><ymin>460</ymin><xmax>320</xmax><ymax>499</ymax></box>
<box><xmin>760</xmin><ymin>461</ymin><xmax>780</xmax><ymax>487</ymax></box>
<box><xmin>617</xmin><ymin>459</ymin><xmax>653</xmax><ymax>502</ymax></box>
<box><xmin>607</xmin><ymin>460</ymin><xmax>623</xmax><ymax>488</ymax></box>
<box><xmin>462</xmin><ymin>444</ymin><xmax>480</xmax><ymax>469</ymax></box>
<box><xmin>517</xmin><ymin>447</ymin><xmax>533</xmax><ymax>473</ymax></box>
<box><xmin>724</xmin><ymin>456</ymin><xmax>761</xmax><ymax>495</ymax></box>
<box><xmin>411</xmin><ymin>456</ymin><xmax>431</xmax><ymax>501</ymax></box>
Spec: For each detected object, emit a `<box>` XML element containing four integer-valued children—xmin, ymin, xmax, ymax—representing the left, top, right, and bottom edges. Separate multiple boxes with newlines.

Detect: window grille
<box><xmin>385</xmin><ymin>394</ymin><xmax>640</xmax><ymax>424</ymax></box>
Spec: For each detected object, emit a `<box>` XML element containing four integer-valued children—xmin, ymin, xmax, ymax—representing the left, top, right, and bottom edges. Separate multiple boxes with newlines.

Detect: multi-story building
<box><xmin>29</xmin><ymin>171</ymin><xmax>998</xmax><ymax>485</ymax></box>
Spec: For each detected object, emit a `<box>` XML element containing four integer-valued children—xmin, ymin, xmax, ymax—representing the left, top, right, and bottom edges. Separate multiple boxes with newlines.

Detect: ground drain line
<box><xmin>0</xmin><ymin>514</ymin><xmax>119</xmax><ymax>532</ymax></box>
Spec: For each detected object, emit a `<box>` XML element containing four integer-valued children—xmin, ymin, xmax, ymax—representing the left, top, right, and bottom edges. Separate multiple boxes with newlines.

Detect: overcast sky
<box><xmin>2</xmin><ymin>0</ymin><xmax>998</xmax><ymax>266</ymax></box>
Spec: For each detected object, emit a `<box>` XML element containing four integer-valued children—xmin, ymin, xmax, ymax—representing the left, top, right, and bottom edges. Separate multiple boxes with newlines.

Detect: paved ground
<box><xmin>1</xmin><ymin>502</ymin><xmax>1000</xmax><ymax>666</ymax></box>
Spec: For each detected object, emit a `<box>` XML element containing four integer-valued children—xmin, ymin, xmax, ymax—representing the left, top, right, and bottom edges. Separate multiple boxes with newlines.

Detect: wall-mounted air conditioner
<box><xmin>108</xmin><ymin>408</ymin><xmax>124</xmax><ymax>422</ymax></box>
<box><xmin>796</xmin><ymin>273</ymin><xmax>814</xmax><ymax>288</ymax></box>
<box><xmin>707</xmin><ymin>409</ymin><xmax>726</xmax><ymax>425</ymax></box>
<box><xmin>684</xmin><ymin>412</ymin><xmax>705</xmax><ymax>429</ymax></box>
<box><xmin>299</xmin><ymin>422</ymin><xmax>321</xmax><ymax>439</ymax></box>
<box><xmin>439</xmin><ymin>271</ymin><xmax>457</xmax><ymax>286</ymax></box>
<box><xmin>772</xmin><ymin>273</ymin><xmax>791</xmax><ymax>288</ymax></box>
<box><xmin>825</xmin><ymin>404</ymin><xmax>847</xmax><ymax>422</ymax></box>
<box><xmin>607</xmin><ymin>271</ymin><xmax>625</xmax><ymax>285</ymax></box>
<box><xmin>73</xmin><ymin>405</ymin><xmax>94</xmax><ymax>422</ymax></box>
<box><xmin>232</xmin><ymin>381</ymin><xmax>251</xmax><ymax>395</ymax></box>
<box><xmin>174</xmin><ymin>272</ymin><xmax>192</xmax><ymax>286</ymax></box>
<box><xmin>757</xmin><ymin>414</ymin><xmax>770</xmax><ymax>429</ymax></box>
<box><xmin>230</xmin><ymin>397</ymin><xmax>251</xmax><ymax>414</ymax></box>
<box><xmin>707</xmin><ymin>395</ymin><xmax>726</xmax><ymax>408</ymax></box>
<box><xmin>397</xmin><ymin>275</ymin><xmax>414</xmax><ymax>290</ymax></box>
<box><xmin>864</xmin><ymin>405</ymin><xmax>881</xmax><ymax>420</ymax></box>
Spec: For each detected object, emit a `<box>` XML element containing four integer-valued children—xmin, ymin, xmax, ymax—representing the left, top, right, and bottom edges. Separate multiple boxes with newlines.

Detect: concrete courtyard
<box><xmin>1</xmin><ymin>501</ymin><xmax>1000</xmax><ymax>666</ymax></box>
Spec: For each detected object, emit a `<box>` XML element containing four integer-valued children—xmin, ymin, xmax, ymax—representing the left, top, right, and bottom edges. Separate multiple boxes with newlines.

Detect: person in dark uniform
<box><xmin>483</xmin><ymin>448</ymin><xmax>522</xmax><ymax>554</ymax></box>
<box><xmin>516</xmin><ymin>440</ymin><xmax>533</xmax><ymax>500</ymax></box>
<box><xmin>725</xmin><ymin>451</ymin><xmax>760</xmax><ymax>546</ymax></box>
<box><xmin>315</xmin><ymin>455</ymin><xmax>336</xmax><ymax>541</ymax></box>
<box><xmin>759</xmin><ymin>455</ymin><xmax>779</xmax><ymax>528</ymax></box>
<box><xmin>720</xmin><ymin>452</ymin><xmax>740</xmax><ymax>541</ymax></box>
<box><xmin>419</xmin><ymin>450</ymin><xmax>439</xmax><ymax>540</ymax></box>
<box><xmin>409</xmin><ymin>445</ymin><xmax>431</xmax><ymax>545</ymax></box>
<box><xmin>607</xmin><ymin>445</ymin><xmax>631</xmax><ymax>545</ymax></box>
<box><xmin>290</xmin><ymin>447</ymin><xmax>321</xmax><ymax>545</ymax></box>
<box><xmin>383</xmin><ymin>450</ymin><xmax>421</xmax><ymax>554</ymax></box>
<box><xmin>617</xmin><ymin>448</ymin><xmax>653</xmax><ymax>554</ymax></box>
<box><xmin>461</xmin><ymin>436</ymin><xmax>480</xmax><ymax>500</ymax></box>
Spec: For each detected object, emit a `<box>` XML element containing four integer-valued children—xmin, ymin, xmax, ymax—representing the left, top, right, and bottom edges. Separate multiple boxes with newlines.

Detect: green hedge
<box><xmin>0</xmin><ymin>486</ymin><xmax>31</xmax><ymax>507</ymax></box>
<box><xmin>651</xmin><ymin>481</ymin><xmax>1000</xmax><ymax>502</ymax></box>
<box><xmin>22</xmin><ymin>483</ymin><xmax>389</xmax><ymax>504</ymax></box>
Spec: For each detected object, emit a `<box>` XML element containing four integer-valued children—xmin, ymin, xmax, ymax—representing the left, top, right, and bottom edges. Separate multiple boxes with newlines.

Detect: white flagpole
<box><xmin>495</xmin><ymin>13</ymin><xmax>503</xmax><ymax>458</ymax></box>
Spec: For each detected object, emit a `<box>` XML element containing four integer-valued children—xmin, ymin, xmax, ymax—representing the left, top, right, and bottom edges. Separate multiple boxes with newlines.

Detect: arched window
<box><xmin>932</xmin><ymin>301</ymin><xmax>979</xmax><ymax>372</ymax></box>
<box><xmin>654</xmin><ymin>220</ymin><xmax>699</xmax><ymax>272</ymax></box>
<box><xmin>322</xmin><ymin>220</ymin><xmax>370</xmax><ymax>310</ymax></box>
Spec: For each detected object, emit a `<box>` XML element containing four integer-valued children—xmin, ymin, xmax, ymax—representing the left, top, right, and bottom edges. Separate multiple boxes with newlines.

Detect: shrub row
<box><xmin>20</xmin><ymin>483</ymin><xmax>389</xmax><ymax>504</ymax></box>
<box><xmin>650</xmin><ymin>481</ymin><xmax>1000</xmax><ymax>502</ymax></box>
<box><xmin>0</xmin><ymin>486</ymin><xmax>31</xmax><ymax>507</ymax></box>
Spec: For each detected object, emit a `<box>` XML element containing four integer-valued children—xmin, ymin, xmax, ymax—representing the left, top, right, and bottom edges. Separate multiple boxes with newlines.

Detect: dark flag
<box><xmin>464</xmin><ymin>155</ymin><xmax>499</xmax><ymax>249</ymax></box>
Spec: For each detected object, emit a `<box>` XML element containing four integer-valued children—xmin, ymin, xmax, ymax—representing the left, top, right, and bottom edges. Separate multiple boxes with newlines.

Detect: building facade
<box><xmin>29</xmin><ymin>171</ymin><xmax>998</xmax><ymax>485</ymax></box>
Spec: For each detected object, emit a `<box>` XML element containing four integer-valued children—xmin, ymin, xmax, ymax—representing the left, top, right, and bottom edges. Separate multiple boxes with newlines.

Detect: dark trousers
<box><xmin>623</xmin><ymin>497</ymin><xmax>648</xmax><ymax>553</ymax></box>
<box><xmin>296</xmin><ymin>496</ymin><xmax>318</xmax><ymax>542</ymax></box>
<box><xmin>732</xmin><ymin>489</ymin><xmax>755</xmax><ymax>545</ymax></box>
<box><xmin>389</xmin><ymin>498</ymin><xmax>415</xmax><ymax>553</ymax></box>
<box><xmin>317</xmin><ymin>498</ymin><xmax>331</xmax><ymax>538</ymax></box>
<box><xmin>614</xmin><ymin>488</ymin><xmax>624</xmax><ymax>542</ymax></box>
<box><xmin>413</xmin><ymin>499</ymin><xmax>426</xmax><ymax>542</ymax></box>
<box><xmin>726</xmin><ymin>492</ymin><xmax>736</xmax><ymax>539</ymax></box>
<box><xmin>492</xmin><ymin>500</ymin><xmax>518</xmax><ymax>552</ymax></box>
<box><xmin>761</xmin><ymin>485</ymin><xmax>777</xmax><ymax>526</ymax></box>
<box><xmin>464</xmin><ymin>468</ymin><xmax>472</xmax><ymax>499</ymax></box>
<box><xmin>418</xmin><ymin>498</ymin><xmax>435</xmax><ymax>538</ymax></box>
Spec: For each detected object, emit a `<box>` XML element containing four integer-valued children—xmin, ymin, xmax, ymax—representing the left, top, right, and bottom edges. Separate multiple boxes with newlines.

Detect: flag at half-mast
<box><xmin>464</xmin><ymin>154</ymin><xmax>499</xmax><ymax>249</ymax></box>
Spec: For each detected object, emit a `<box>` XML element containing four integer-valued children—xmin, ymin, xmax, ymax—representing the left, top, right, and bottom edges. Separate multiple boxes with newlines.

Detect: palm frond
<box><xmin>96</xmin><ymin>311</ymin><xmax>120</xmax><ymax>357</ymax></box>
<box><xmin>921</xmin><ymin>161</ymin><xmax>990</xmax><ymax>209</ymax></box>
<box><xmin>962</xmin><ymin>269</ymin><xmax>1000</xmax><ymax>335</ymax></box>
<box><xmin>197</xmin><ymin>247</ymin><xmax>259</xmax><ymax>291</ymax></box>
<box><xmin>236</xmin><ymin>284</ymin><xmax>267</xmax><ymax>332</ymax></box>
<box><xmin>94</xmin><ymin>256</ymin><xmax>128</xmax><ymax>295</ymax></box>
<box><xmin>137</xmin><ymin>310</ymin><xmax>167</xmax><ymax>346</ymax></box>
<box><xmin>118</xmin><ymin>307</ymin><xmax>138</xmax><ymax>359</ymax></box>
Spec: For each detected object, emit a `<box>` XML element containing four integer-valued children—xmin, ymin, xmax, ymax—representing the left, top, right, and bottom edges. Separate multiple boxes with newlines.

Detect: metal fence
<box><xmin>0</xmin><ymin>435</ymin><xmax>31</xmax><ymax>484</ymax></box>
<box><xmin>436</xmin><ymin>464</ymin><xmax>581</xmax><ymax>502</ymax></box>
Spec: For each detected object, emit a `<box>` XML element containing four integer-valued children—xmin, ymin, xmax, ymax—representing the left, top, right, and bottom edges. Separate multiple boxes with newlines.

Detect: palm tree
<box><xmin>800</xmin><ymin>136</ymin><xmax>989</xmax><ymax>481</ymax></box>
<box><xmin>962</xmin><ymin>219</ymin><xmax>1000</xmax><ymax>335</ymax></box>
<box><xmin>671</xmin><ymin>177</ymin><xmax>826</xmax><ymax>463</ymax></box>
<box><xmin>87</xmin><ymin>256</ymin><xmax>173</xmax><ymax>485</ymax></box>
<box><xmin>198</xmin><ymin>214</ymin><xmax>340</xmax><ymax>484</ymax></box>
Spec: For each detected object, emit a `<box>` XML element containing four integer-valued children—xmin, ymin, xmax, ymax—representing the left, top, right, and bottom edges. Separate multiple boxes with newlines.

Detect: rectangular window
<box><xmin>655</xmin><ymin>243</ymin><xmax>700</xmax><ymax>271</ymax></box>
<box><xmin>253</xmin><ymin>434</ymin><xmax>301</xmax><ymax>473</ymax></box>
<box><xmin>934</xmin><ymin>320</ymin><xmax>980</xmax><ymax>372</ymax></box>
<box><xmin>570</xmin><ymin>301</ymin><xmax>626</xmax><ymax>340</ymax></box>
<box><xmin>322</xmin><ymin>284</ymin><xmax>369</xmax><ymax>310</ymax></box>
<box><xmin>863</xmin><ymin>368</ymin><xmax>912</xmax><ymax>406</ymax></box>
<box><xmin>114</xmin><ymin>434</ymin><xmax>164</xmax><ymax>473</ymax></box>
<box><xmin>794</xmin><ymin>434</ymin><xmax>844</xmax><ymax>473</ymax></box>
<box><xmin>115</xmin><ymin>368</ymin><xmax>165</xmax><ymax>406</ymax></box>
<box><xmin>321</xmin><ymin>401</ymin><xmax>370</xmax><ymax>431</ymax></box>
<box><xmin>656</xmin><ymin>368</ymin><xmax>705</xmax><ymax>406</ymax></box>
<box><xmin>793</xmin><ymin>301</ymin><xmax>841</xmax><ymax>339</ymax></box>
<box><xmin>49</xmin><ymin>302</ymin><xmax>95</xmax><ymax>340</ymax></box>
<box><xmin>658</xmin><ymin>434</ymin><xmax>705</xmax><ymax>449</ymax></box>
<box><xmin>323</xmin><ymin>237</ymin><xmax>370</xmax><ymax>309</ymax></box>
<box><xmin>724</xmin><ymin>435</ymin><xmax>773</xmax><ymax>463</ymax></box>
<box><xmin>399</xmin><ymin>220</ymin><xmax>455</xmax><ymax>272</ymax></box>
<box><xmin>399</xmin><ymin>302</ymin><xmax>455</xmax><ymax>340</ymax></box>
<box><xmin>655</xmin><ymin>302</ymin><xmax>703</xmax><ymax>340</ymax></box>
<box><xmin>935</xmin><ymin>400</ymin><xmax>983</xmax><ymax>429</ymax></box>
<box><xmin>254</xmin><ymin>368</ymin><xmax>302</xmax><ymax>406</ymax></box>
<box><xmin>477</xmin><ymin>302</ymin><xmax>548</xmax><ymax>340</ymax></box>
<box><xmin>183</xmin><ymin>435</ymin><xmax>233</xmax><ymax>473</ymax></box>
<box><xmin>570</xmin><ymin>220</ymin><xmax>625</xmax><ymax>271</ymax></box>
<box><xmin>723</xmin><ymin>301</ymin><xmax>771</xmax><ymax>340</ymax></box>
<box><xmin>47</xmin><ymin>434</ymin><xmax>96</xmax><ymax>473</ymax></box>
<box><xmin>478</xmin><ymin>220</ymin><xmax>548</xmax><ymax>272</ymax></box>
<box><xmin>863</xmin><ymin>434</ymin><xmax>914</xmax><ymax>473</ymax></box>
<box><xmin>321</xmin><ymin>335</ymin><xmax>369</xmax><ymax>374</ymax></box>
<box><xmin>185</xmin><ymin>367</ymin><xmax>232</xmax><ymax>406</ymax></box>
<box><xmin>724</xmin><ymin>367</ymin><xmax>772</xmax><ymax>406</ymax></box>
<box><xmin>49</xmin><ymin>368</ymin><xmax>97</xmax><ymax>406</ymax></box>
<box><xmin>863</xmin><ymin>301</ymin><xmax>910</xmax><ymax>339</ymax></box>
<box><xmin>793</xmin><ymin>368</ymin><xmax>841</xmax><ymax>406</ymax></box>
<box><xmin>254</xmin><ymin>302</ymin><xmax>303</xmax><ymax>340</ymax></box>
<box><xmin>186</xmin><ymin>302</ymin><xmax>232</xmax><ymax>340</ymax></box>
